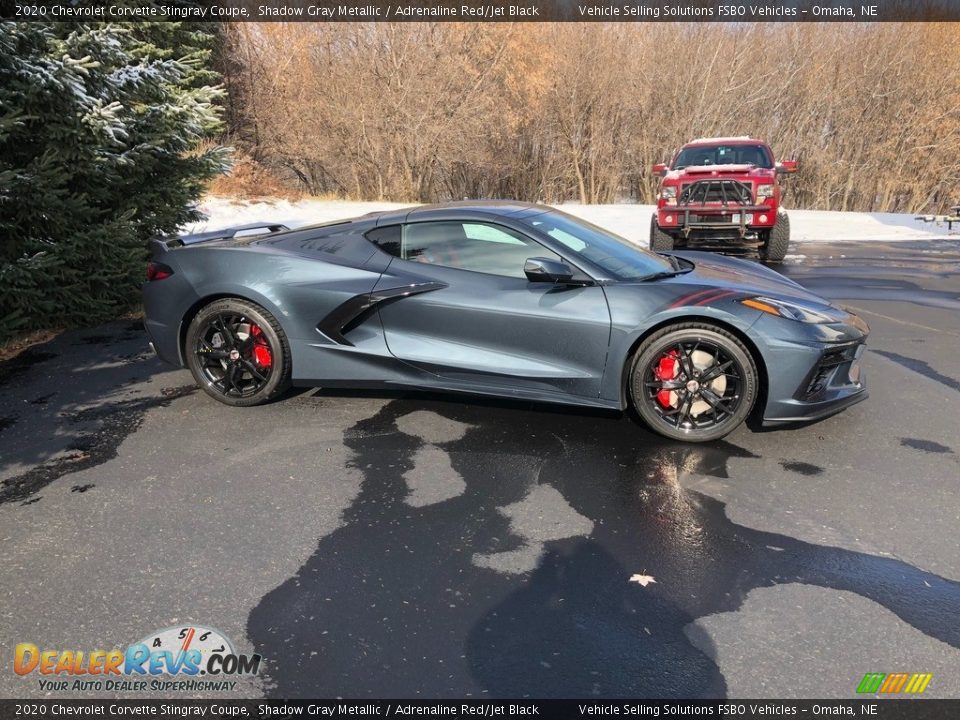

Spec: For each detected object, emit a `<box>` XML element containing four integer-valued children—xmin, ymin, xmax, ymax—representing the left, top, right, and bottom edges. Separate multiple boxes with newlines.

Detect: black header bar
<box><xmin>4</xmin><ymin>0</ymin><xmax>960</xmax><ymax>22</ymax></box>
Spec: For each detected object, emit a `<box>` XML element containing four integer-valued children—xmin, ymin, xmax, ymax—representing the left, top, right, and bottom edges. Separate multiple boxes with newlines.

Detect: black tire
<box><xmin>649</xmin><ymin>214</ymin><xmax>675</xmax><ymax>252</ymax></box>
<box><xmin>629</xmin><ymin>323</ymin><xmax>758</xmax><ymax>442</ymax></box>
<box><xmin>185</xmin><ymin>298</ymin><xmax>291</xmax><ymax>407</ymax></box>
<box><xmin>762</xmin><ymin>211</ymin><xmax>790</xmax><ymax>262</ymax></box>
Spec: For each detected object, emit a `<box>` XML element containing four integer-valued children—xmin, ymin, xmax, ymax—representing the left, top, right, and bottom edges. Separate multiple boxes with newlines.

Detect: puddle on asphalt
<box><xmin>247</xmin><ymin>396</ymin><xmax>960</xmax><ymax>698</ymax></box>
<box><xmin>0</xmin><ymin>386</ymin><xmax>196</xmax><ymax>505</ymax></box>
<box><xmin>900</xmin><ymin>438</ymin><xmax>954</xmax><ymax>454</ymax></box>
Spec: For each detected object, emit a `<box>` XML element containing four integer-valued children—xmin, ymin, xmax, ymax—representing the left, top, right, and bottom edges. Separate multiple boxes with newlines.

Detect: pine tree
<box><xmin>0</xmin><ymin>21</ymin><xmax>228</xmax><ymax>341</ymax></box>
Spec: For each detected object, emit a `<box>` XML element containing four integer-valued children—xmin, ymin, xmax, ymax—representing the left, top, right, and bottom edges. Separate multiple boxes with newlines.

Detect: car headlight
<box><xmin>756</xmin><ymin>184</ymin><xmax>775</xmax><ymax>201</ymax></box>
<box><xmin>741</xmin><ymin>296</ymin><xmax>837</xmax><ymax>323</ymax></box>
<box><xmin>660</xmin><ymin>186</ymin><xmax>676</xmax><ymax>200</ymax></box>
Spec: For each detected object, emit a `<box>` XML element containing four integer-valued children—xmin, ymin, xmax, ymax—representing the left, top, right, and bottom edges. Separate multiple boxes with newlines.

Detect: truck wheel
<box><xmin>762</xmin><ymin>212</ymin><xmax>790</xmax><ymax>263</ymax></box>
<box><xmin>650</xmin><ymin>215</ymin><xmax>674</xmax><ymax>252</ymax></box>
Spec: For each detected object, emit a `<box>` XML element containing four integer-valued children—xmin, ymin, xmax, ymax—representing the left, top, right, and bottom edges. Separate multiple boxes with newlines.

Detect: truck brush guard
<box><xmin>674</xmin><ymin>179</ymin><xmax>768</xmax><ymax>240</ymax></box>
<box><xmin>679</xmin><ymin>179</ymin><xmax>754</xmax><ymax>205</ymax></box>
<box><xmin>650</xmin><ymin>138</ymin><xmax>794</xmax><ymax>260</ymax></box>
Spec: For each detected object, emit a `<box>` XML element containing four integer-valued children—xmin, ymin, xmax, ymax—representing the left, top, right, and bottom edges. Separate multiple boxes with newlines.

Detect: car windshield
<box><xmin>673</xmin><ymin>144</ymin><xmax>773</xmax><ymax>170</ymax></box>
<box><xmin>521</xmin><ymin>210</ymin><xmax>674</xmax><ymax>280</ymax></box>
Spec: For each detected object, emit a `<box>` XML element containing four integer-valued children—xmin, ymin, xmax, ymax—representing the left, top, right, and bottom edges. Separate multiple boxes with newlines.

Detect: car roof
<box><xmin>246</xmin><ymin>201</ymin><xmax>551</xmax><ymax>245</ymax></box>
<box><xmin>373</xmin><ymin>200</ymin><xmax>548</xmax><ymax>226</ymax></box>
<box><xmin>416</xmin><ymin>199</ymin><xmax>539</xmax><ymax>213</ymax></box>
<box><xmin>683</xmin><ymin>136</ymin><xmax>768</xmax><ymax>147</ymax></box>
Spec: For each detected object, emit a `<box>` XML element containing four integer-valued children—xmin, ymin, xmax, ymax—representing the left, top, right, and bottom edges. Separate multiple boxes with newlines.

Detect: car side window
<box><xmin>365</xmin><ymin>225</ymin><xmax>402</xmax><ymax>256</ymax></box>
<box><xmin>398</xmin><ymin>221</ymin><xmax>560</xmax><ymax>279</ymax></box>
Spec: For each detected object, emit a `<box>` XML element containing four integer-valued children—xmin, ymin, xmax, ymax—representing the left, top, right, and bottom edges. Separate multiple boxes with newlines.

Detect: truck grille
<box><xmin>690</xmin><ymin>214</ymin><xmax>733</xmax><ymax>223</ymax></box>
<box><xmin>680</xmin><ymin>179</ymin><xmax>753</xmax><ymax>205</ymax></box>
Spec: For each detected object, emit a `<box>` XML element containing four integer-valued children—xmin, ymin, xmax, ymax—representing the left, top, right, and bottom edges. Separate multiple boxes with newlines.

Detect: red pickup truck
<box><xmin>650</xmin><ymin>137</ymin><xmax>797</xmax><ymax>262</ymax></box>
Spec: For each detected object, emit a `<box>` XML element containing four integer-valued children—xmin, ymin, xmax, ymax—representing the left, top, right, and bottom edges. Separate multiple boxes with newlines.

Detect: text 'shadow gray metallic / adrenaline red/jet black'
<box><xmin>143</xmin><ymin>202</ymin><xmax>868</xmax><ymax>442</ymax></box>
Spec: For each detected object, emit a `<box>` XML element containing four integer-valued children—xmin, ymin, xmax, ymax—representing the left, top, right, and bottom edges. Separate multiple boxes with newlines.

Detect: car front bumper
<box><xmin>762</xmin><ymin>386</ymin><xmax>869</xmax><ymax>425</ymax></box>
<box><xmin>752</xmin><ymin>313</ymin><xmax>870</xmax><ymax>425</ymax></box>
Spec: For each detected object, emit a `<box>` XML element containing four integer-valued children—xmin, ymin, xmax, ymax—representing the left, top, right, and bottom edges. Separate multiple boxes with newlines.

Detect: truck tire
<box><xmin>763</xmin><ymin>212</ymin><xmax>790</xmax><ymax>262</ymax></box>
<box><xmin>650</xmin><ymin>215</ymin><xmax>674</xmax><ymax>252</ymax></box>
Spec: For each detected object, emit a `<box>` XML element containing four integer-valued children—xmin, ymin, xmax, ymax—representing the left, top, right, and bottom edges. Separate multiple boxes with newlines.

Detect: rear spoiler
<box><xmin>148</xmin><ymin>222</ymin><xmax>290</xmax><ymax>255</ymax></box>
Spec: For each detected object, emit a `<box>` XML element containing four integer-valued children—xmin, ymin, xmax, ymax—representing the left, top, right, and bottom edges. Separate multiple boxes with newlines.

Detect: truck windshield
<box><xmin>521</xmin><ymin>210</ymin><xmax>674</xmax><ymax>280</ymax></box>
<box><xmin>673</xmin><ymin>144</ymin><xmax>773</xmax><ymax>170</ymax></box>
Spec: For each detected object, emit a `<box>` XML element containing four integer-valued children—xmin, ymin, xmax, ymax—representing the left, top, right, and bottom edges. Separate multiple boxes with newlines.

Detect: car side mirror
<box><xmin>524</xmin><ymin>257</ymin><xmax>574</xmax><ymax>284</ymax></box>
<box><xmin>776</xmin><ymin>159</ymin><xmax>798</xmax><ymax>175</ymax></box>
<box><xmin>652</xmin><ymin>162</ymin><xmax>668</xmax><ymax>177</ymax></box>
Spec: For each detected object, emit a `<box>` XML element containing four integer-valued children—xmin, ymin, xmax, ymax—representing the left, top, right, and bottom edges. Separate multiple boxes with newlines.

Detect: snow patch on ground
<box><xmin>783</xmin><ymin>209</ymin><xmax>955</xmax><ymax>242</ymax></box>
<box><xmin>190</xmin><ymin>197</ymin><xmax>956</xmax><ymax>246</ymax></box>
<box><xmin>188</xmin><ymin>197</ymin><xmax>410</xmax><ymax>234</ymax></box>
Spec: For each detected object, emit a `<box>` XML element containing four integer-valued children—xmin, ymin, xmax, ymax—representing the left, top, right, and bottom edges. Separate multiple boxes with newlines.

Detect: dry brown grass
<box><xmin>0</xmin><ymin>328</ymin><xmax>62</xmax><ymax>362</ymax></box>
<box><xmin>208</xmin><ymin>152</ymin><xmax>302</xmax><ymax>201</ymax></box>
<box><xmin>218</xmin><ymin>22</ymin><xmax>960</xmax><ymax>213</ymax></box>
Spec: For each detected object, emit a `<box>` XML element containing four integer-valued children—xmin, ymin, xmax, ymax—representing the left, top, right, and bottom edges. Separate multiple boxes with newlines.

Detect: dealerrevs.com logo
<box><xmin>14</xmin><ymin>625</ymin><xmax>262</xmax><ymax>693</ymax></box>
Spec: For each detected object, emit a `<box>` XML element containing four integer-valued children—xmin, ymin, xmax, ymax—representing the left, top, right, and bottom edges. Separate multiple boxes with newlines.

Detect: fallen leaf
<box><xmin>629</xmin><ymin>573</ymin><xmax>657</xmax><ymax>587</ymax></box>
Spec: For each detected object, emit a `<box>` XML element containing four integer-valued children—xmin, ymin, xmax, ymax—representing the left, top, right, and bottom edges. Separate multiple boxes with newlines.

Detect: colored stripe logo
<box><xmin>856</xmin><ymin>672</ymin><xmax>933</xmax><ymax>694</ymax></box>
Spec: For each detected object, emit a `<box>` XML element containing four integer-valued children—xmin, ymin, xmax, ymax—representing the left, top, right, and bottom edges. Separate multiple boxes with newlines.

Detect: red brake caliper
<box><xmin>655</xmin><ymin>350</ymin><xmax>680</xmax><ymax>408</ymax></box>
<box><xmin>250</xmin><ymin>324</ymin><xmax>273</xmax><ymax>369</ymax></box>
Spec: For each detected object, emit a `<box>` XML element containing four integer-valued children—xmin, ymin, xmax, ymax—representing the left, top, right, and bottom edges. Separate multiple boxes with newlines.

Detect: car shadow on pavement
<box><xmin>0</xmin><ymin>320</ymin><xmax>191</xmax><ymax>505</ymax></box>
<box><xmin>247</xmin><ymin>394</ymin><xmax>960</xmax><ymax>698</ymax></box>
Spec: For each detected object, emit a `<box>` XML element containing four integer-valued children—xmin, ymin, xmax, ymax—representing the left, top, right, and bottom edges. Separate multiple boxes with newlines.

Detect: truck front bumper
<box><xmin>657</xmin><ymin>204</ymin><xmax>776</xmax><ymax>236</ymax></box>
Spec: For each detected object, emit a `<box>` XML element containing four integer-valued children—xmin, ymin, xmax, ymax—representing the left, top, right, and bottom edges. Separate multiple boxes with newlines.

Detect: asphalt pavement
<box><xmin>0</xmin><ymin>238</ymin><xmax>958</xmax><ymax>699</ymax></box>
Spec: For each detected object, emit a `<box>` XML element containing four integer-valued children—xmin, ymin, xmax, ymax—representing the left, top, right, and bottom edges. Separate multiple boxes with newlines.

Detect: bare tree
<box><xmin>218</xmin><ymin>21</ymin><xmax>960</xmax><ymax>213</ymax></box>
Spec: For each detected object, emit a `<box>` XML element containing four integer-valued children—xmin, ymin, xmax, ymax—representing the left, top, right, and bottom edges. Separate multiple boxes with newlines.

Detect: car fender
<box><xmin>186</xmin><ymin>281</ymin><xmax>289</xmax><ymax>327</ymax></box>
<box><xmin>174</xmin><ymin>281</ymin><xmax>294</xmax><ymax>363</ymax></box>
<box><xmin>601</xmin><ymin>301</ymin><xmax>763</xmax><ymax>409</ymax></box>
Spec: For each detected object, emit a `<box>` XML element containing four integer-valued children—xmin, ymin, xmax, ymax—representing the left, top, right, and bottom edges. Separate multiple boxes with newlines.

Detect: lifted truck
<box><xmin>650</xmin><ymin>137</ymin><xmax>797</xmax><ymax>262</ymax></box>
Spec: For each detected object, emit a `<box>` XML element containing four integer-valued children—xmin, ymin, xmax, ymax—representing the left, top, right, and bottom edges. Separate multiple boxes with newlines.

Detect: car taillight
<box><xmin>146</xmin><ymin>262</ymin><xmax>173</xmax><ymax>281</ymax></box>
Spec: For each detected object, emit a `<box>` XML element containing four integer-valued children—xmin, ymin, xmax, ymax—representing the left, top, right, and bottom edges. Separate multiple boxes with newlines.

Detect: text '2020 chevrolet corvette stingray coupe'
<box><xmin>144</xmin><ymin>202</ymin><xmax>868</xmax><ymax>442</ymax></box>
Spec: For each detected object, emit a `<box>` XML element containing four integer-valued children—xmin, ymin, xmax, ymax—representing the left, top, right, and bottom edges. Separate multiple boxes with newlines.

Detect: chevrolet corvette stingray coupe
<box><xmin>144</xmin><ymin>202</ymin><xmax>868</xmax><ymax>442</ymax></box>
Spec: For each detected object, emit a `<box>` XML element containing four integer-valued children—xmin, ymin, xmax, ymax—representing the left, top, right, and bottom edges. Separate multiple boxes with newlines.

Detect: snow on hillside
<box><xmin>189</xmin><ymin>197</ymin><xmax>956</xmax><ymax>247</ymax></box>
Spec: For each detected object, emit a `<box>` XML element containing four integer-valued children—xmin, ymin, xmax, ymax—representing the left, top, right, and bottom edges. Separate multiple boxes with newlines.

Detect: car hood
<box><xmin>663</xmin><ymin>251</ymin><xmax>837</xmax><ymax>308</ymax></box>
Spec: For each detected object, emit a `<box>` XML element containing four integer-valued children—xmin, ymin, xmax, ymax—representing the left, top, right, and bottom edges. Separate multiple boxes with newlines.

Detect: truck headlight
<box><xmin>756</xmin><ymin>184</ymin><xmax>775</xmax><ymax>201</ymax></box>
<box><xmin>661</xmin><ymin>186</ymin><xmax>676</xmax><ymax>200</ymax></box>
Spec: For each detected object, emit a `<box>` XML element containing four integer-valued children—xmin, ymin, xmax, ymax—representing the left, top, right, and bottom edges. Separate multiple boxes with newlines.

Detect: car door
<box><xmin>369</xmin><ymin>220</ymin><xmax>611</xmax><ymax>399</ymax></box>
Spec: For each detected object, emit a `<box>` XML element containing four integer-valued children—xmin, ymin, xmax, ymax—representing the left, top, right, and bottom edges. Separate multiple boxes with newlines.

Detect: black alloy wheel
<box><xmin>185</xmin><ymin>298</ymin><xmax>291</xmax><ymax>407</ymax></box>
<box><xmin>630</xmin><ymin>323</ymin><xmax>758</xmax><ymax>442</ymax></box>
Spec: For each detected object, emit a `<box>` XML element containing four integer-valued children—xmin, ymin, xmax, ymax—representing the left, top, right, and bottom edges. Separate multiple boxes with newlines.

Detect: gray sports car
<box><xmin>144</xmin><ymin>202</ymin><xmax>868</xmax><ymax>442</ymax></box>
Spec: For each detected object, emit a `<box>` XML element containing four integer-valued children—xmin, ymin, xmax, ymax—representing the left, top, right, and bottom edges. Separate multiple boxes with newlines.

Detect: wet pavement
<box><xmin>0</xmin><ymin>240</ymin><xmax>958</xmax><ymax>699</ymax></box>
